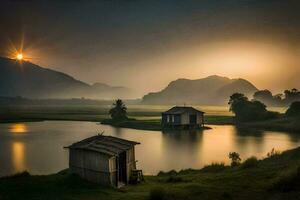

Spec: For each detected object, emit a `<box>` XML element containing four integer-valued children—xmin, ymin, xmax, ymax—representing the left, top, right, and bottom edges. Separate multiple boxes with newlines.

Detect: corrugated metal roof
<box><xmin>65</xmin><ymin>135</ymin><xmax>140</xmax><ymax>157</ymax></box>
<box><xmin>162</xmin><ymin>106</ymin><xmax>204</xmax><ymax>114</ymax></box>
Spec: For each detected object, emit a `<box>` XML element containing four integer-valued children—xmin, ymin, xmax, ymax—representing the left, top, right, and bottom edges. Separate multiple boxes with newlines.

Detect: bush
<box><xmin>149</xmin><ymin>187</ymin><xmax>166</xmax><ymax>200</ymax></box>
<box><xmin>202</xmin><ymin>162</ymin><xmax>226</xmax><ymax>172</ymax></box>
<box><xmin>241</xmin><ymin>156</ymin><xmax>258</xmax><ymax>168</ymax></box>
<box><xmin>265</xmin><ymin>111</ymin><xmax>280</xmax><ymax>120</ymax></box>
<box><xmin>267</xmin><ymin>148</ymin><xmax>281</xmax><ymax>158</ymax></box>
<box><xmin>157</xmin><ymin>170</ymin><xmax>177</xmax><ymax>176</ymax></box>
<box><xmin>285</xmin><ymin>101</ymin><xmax>300</xmax><ymax>117</ymax></box>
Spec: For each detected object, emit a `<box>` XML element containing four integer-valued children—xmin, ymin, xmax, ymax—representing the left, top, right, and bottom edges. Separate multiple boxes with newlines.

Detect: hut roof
<box><xmin>65</xmin><ymin>135</ymin><xmax>140</xmax><ymax>157</ymax></box>
<box><xmin>162</xmin><ymin>106</ymin><xmax>204</xmax><ymax>115</ymax></box>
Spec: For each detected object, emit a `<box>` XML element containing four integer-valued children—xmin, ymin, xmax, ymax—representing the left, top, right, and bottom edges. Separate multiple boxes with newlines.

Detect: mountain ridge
<box><xmin>142</xmin><ymin>75</ymin><xmax>258</xmax><ymax>105</ymax></box>
<box><xmin>0</xmin><ymin>57</ymin><xmax>132</xmax><ymax>99</ymax></box>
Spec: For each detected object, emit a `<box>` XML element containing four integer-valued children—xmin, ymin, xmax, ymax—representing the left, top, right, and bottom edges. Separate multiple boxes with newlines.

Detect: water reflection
<box><xmin>0</xmin><ymin>121</ymin><xmax>300</xmax><ymax>176</ymax></box>
<box><xmin>9</xmin><ymin>123</ymin><xmax>28</xmax><ymax>133</ymax></box>
<box><xmin>12</xmin><ymin>142</ymin><xmax>26</xmax><ymax>172</ymax></box>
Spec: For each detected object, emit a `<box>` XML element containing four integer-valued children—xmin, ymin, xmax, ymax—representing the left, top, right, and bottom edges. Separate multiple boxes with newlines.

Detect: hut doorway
<box><xmin>118</xmin><ymin>151</ymin><xmax>127</xmax><ymax>184</ymax></box>
<box><xmin>189</xmin><ymin>114</ymin><xmax>197</xmax><ymax>124</ymax></box>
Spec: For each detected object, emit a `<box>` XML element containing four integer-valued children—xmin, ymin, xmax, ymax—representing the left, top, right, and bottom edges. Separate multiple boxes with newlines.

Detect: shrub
<box><xmin>241</xmin><ymin>156</ymin><xmax>258</xmax><ymax>168</ymax></box>
<box><xmin>229</xmin><ymin>152</ymin><xmax>241</xmax><ymax>166</ymax></box>
<box><xmin>157</xmin><ymin>170</ymin><xmax>177</xmax><ymax>176</ymax></box>
<box><xmin>265</xmin><ymin>111</ymin><xmax>280</xmax><ymax>120</ymax></box>
<box><xmin>202</xmin><ymin>162</ymin><xmax>226</xmax><ymax>172</ymax></box>
<box><xmin>149</xmin><ymin>187</ymin><xmax>166</xmax><ymax>200</ymax></box>
<box><xmin>285</xmin><ymin>101</ymin><xmax>300</xmax><ymax>117</ymax></box>
<box><xmin>267</xmin><ymin>148</ymin><xmax>281</xmax><ymax>158</ymax></box>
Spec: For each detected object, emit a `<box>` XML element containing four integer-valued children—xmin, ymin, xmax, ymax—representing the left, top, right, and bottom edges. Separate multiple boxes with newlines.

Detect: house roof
<box><xmin>65</xmin><ymin>135</ymin><xmax>140</xmax><ymax>157</ymax></box>
<box><xmin>162</xmin><ymin>106</ymin><xmax>204</xmax><ymax>114</ymax></box>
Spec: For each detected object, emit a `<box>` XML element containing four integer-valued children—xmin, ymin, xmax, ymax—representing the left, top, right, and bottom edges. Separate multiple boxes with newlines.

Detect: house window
<box><xmin>171</xmin><ymin>115</ymin><xmax>174</xmax><ymax>123</ymax></box>
<box><xmin>167</xmin><ymin>115</ymin><xmax>170</xmax><ymax>123</ymax></box>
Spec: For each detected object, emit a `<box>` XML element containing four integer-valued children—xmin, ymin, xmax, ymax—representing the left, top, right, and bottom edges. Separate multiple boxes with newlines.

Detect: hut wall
<box><xmin>197</xmin><ymin>113</ymin><xmax>204</xmax><ymax>125</ymax></box>
<box><xmin>69</xmin><ymin>149</ymin><xmax>112</xmax><ymax>185</ymax></box>
<box><xmin>162</xmin><ymin>114</ymin><xmax>181</xmax><ymax>125</ymax></box>
<box><xmin>109</xmin><ymin>157</ymin><xmax>117</xmax><ymax>186</ymax></box>
<box><xmin>181</xmin><ymin>112</ymin><xmax>190</xmax><ymax>124</ymax></box>
<box><xmin>162</xmin><ymin>114</ymin><xmax>168</xmax><ymax>125</ymax></box>
<box><xmin>126</xmin><ymin>147</ymin><xmax>136</xmax><ymax>182</ymax></box>
<box><xmin>181</xmin><ymin>112</ymin><xmax>203</xmax><ymax>125</ymax></box>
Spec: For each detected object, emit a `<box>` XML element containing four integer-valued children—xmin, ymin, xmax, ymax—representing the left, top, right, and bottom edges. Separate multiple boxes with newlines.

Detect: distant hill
<box><xmin>0</xmin><ymin>57</ymin><xmax>133</xmax><ymax>99</ymax></box>
<box><xmin>142</xmin><ymin>75</ymin><xmax>258</xmax><ymax>105</ymax></box>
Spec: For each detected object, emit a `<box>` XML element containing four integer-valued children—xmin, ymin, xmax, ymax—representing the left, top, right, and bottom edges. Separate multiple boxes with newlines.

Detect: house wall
<box><xmin>69</xmin><ymin>149</ymin><xmax>112</xmax><ymax>186</ymax></box>
<box><xmin>162</xmin><ymin>114</ymin><xmax>181</xmax><ymax>125</ymax></box>
<box><xmin>197</xmin><ymin>113</ymin><xmax>204</xmax><ymax>125</ymax></box>
<box><xmin>180</xmin><ymin>112</ymin><xmax>204</xmax><ymax>125</ymax></box>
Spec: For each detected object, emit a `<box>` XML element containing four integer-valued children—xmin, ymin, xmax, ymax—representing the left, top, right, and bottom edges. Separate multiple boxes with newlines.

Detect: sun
<box><xmin>16</xmin><ymin>53</ymin><xmax>23</xmax><ymax>60</ymax></box>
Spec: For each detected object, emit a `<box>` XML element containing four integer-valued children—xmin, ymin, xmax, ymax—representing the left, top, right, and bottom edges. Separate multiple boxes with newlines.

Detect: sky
<box><xmin>0</xmin><ymin>0</ymin><xmax>300</xmax><ymax>97</ymax></box>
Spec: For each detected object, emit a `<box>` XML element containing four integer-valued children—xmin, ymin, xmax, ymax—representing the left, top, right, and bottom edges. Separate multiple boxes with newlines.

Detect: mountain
<box><xmin>0</xmin><ymin>57</ymin><xmax>133</xmax><ymax>99</ymax></box>
<box><xmin>142</xmin><ymin>75</ymin><xmax>258</xmax><ymax>105</ymax></box>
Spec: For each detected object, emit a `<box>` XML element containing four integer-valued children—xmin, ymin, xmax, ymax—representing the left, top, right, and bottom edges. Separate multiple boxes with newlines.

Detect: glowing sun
<box><xmin>16</xmin><ymin>53</ymin><xmax>23</xmax><ymax>60</ymax></box>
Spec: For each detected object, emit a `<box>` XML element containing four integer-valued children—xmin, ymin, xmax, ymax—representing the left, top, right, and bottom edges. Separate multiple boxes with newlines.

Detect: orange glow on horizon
<box><xmin>9</xmin><ymin>123</ymin><xmax>28</xmax><ymax>134</ymax></box>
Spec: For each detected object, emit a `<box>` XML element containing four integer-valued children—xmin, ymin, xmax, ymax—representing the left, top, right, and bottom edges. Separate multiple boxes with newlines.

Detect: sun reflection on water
<box><xmin>9</xmin><ymin>123</ymin><xmax>28</xmax><ymax>133</ymax></box>
<box><xmin>12</xmin><ymin>142</ymin><xmax>26</xmax><ymax>172</ymax></box>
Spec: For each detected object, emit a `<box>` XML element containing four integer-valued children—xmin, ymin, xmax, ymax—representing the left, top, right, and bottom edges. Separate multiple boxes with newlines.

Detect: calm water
<box><xmin>0</xmin><ymin>121</ymin><xmax>300</xmax><ymax>176</ymax></box>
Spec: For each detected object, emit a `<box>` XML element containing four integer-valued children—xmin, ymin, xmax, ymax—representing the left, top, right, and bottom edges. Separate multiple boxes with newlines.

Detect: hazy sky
<box><xmin>0</xmin><ymin>0</ymin><xmax>299</xmax><ymax>97</ymax></box>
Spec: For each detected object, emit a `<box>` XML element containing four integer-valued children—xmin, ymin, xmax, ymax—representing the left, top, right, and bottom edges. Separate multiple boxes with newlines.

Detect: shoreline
<box><xmin>1</xmin><ymin>114</ymin><xmax>299</xmax><ymax>133</ymax></box>
<box><xmin>1</xmin><ymin>146</ymin><xmax>300</xmax><ymax>199</ymax></box>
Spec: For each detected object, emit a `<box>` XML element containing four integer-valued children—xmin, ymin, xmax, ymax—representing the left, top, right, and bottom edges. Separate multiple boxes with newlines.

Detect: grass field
<box><xmin>0</xmin><ymin>104</ymin><xmax>286</xmax><ymax>122</ymax></box>
<box><xmin>2</xmin><ymin>104</ymin><xmax>296</xmax><ymax>132</ymax></box>
<box><xmin>1</xmin><ymin>147</ymin><xmax>300</xmax><ymax>200</ymax></box>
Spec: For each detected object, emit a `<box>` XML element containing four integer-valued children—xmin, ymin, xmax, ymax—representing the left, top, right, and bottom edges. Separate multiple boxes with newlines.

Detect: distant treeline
<box><xmin>253</xmin><ymin>88</ymin><xmax>300</xmax><ymax>106</ymax></box>
<box><xmin>0</xmin><ymin>96</ymin><xmax>140</xmax><ymax>106</ymax></box>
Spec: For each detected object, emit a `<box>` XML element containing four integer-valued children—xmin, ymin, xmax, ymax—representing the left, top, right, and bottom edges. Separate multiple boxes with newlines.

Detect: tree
<box><xmin>284</xmin><ymin>88</ymin><xmax>300</xmax><ymax>104</ymax></box>
<box><xmin>228</xmin><ymin>93</ymin><xmax>248</xmax><ymax>112</ymax></box>
<box><xmin>229</xmin><ymin>152</ymin><xmax>241</xmax><ymax>166</ymax></box>
<box><xmin>253</xmin><ymin>90</ymin><xmax>283</xmax><ymax>106</ymax></box>
<box><xmin>228</xmin><ymin>93</ymin><xmax>270</xmax><ymax>122</ymax></box>
<box><xmin>109</xmin><ymin>99</ymin><xmax>128</xmax><ymax>120</ymax></box>
<box><xmin>253</xmin><ymin>90</ymin><xmax>273</xmax><ymax>101</ymax></box>
<box><xmin>285</xmin><ymin>101</ymin><xmax>300</xmax><ymax>117</ymax></box>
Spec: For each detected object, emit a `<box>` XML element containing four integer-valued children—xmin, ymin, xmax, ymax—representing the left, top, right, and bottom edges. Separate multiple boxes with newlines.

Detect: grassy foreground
<box><xmin>1</xmin><ymin>147</ymin><xmax>300</xmax><ymax>200</ymax></box>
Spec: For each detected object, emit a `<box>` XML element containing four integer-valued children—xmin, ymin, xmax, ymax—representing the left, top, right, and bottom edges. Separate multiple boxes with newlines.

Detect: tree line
<box><xmin>253</xmin><ymin>88</ymin><xmax>300</xmax><ymax>106</ymax></box>
<box><xmin>229</xmin><ymin>93</ymin><xmax>300</xmax><ymax>122</ymax></box>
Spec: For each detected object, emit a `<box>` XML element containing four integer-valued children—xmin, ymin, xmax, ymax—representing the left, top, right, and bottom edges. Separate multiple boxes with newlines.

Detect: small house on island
<box><xmin>162</xmin><ymin>106</ymin><xmax>205</xmax><ymax>129</ymax></box>
<box><xmin>65</xmin><ymin>135</ymin><xmax>140</xmax><ymax>187</ymax></box>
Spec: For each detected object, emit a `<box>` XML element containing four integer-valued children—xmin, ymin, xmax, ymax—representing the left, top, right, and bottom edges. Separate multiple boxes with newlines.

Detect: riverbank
<box><xmin>101</xmin><ymin>118</ymin><xmax>214</xmax><ymax>131</ymax></box>
<box><xmin>1</xmin><ymin>105</ymin><xmax>299</xmax><ymax>132</ymax></box>
<box><xmin>1</xmin><ymin>147</ymin><xmax>300</xmax><ymax>200</ymax></box>
<box><xmin>238</xmin><ymin>116</ymin><xmax>300</xmax><ymax>132</ymax></box>
<box><xmin>2</xmin><ymin>113</ymin><xmax>300</xmax><ymax>133</ymax></box>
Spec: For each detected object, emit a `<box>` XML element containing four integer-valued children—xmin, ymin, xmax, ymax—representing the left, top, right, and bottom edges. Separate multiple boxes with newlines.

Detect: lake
<box><xmin>0</xmin><ymin>120</ymin><xmax>300</xmax><ymax>177</ymax></box>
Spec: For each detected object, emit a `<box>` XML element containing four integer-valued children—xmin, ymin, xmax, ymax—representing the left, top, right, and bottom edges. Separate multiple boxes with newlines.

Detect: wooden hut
<box><xmin>162</xmin><ymin>106</ymin><xmax>205</xmax><ymax>129</ymax></box>
<box><xmin>65</xmin><ymin>135</ymin><xmax>140</xmax><ymax>187</ymax></box>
